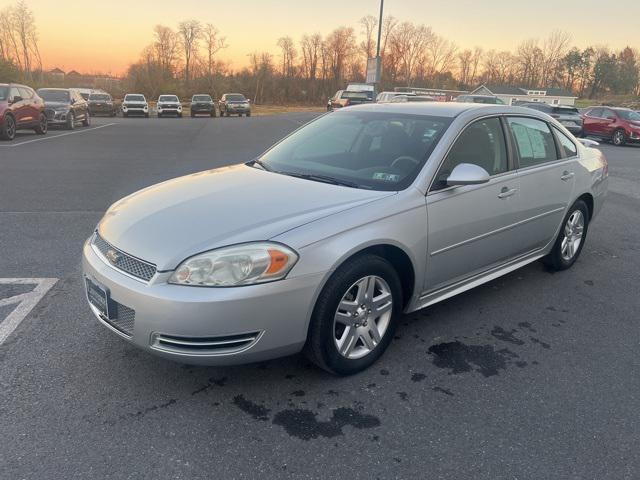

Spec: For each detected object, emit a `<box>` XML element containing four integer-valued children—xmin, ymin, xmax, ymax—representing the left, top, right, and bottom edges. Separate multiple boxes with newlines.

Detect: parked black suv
<box><xmin>521</xmin><ymin>103</ymin><xmax>583</xmax><ymax>136</ymax></box>
<box><xmin>37</xmin><ymin>88</ymin><xmax>90</xmax><ymax>129</ymax></box>
<box><xmin>88</xmin><ymin>92</ymin><xmax>116</xmax><ymax>117</ymax></box>
<box><xmin>190</xmin><ymin>94</ymin><xmax>216</xmax><ymax>117</ymax></box>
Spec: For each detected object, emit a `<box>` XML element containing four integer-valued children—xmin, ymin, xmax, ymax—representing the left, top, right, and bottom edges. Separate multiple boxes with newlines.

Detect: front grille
<box><xmin>106</xmin><ymin>300</ymin><xmax>135</xmax><ymax>336</ymax></box>
<box><xmin>161</xmin><ymin>104</ymin><xmax>179</xmax><ymax>109</ymax></box>
<box><xmin>153</xmin><ymin>331</ymin><xmax>261</xmax><ymax>355</ymax></box>
<box><xmin>45</xmin><ymin>109</ymin><xmax>55</xmax><ymax>119</ymax></box>
<box><xmin>92</xmin><ymin>233</ymin><xmax>157</xmax><ymax>282</ymax></box>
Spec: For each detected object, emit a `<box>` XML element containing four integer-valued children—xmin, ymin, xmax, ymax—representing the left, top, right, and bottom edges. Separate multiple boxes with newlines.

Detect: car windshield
<box><xmin>193</xmin><ymin>95</ymin><xmax>212</xmax><ymax>102</ymax></box>
<box><xmin>258</xmin><ymin>111</ymin><xmax>452</xmax><ymax>191</ymax></box>
<box><xmin>159</xmin><ymin>95</ymin><xmax>178</xmax><ymax>102</ymax></box>
<box><xmin>226</xmin><ymin>94</ymin><xmax>246</xmax><ymax>102</ymax></box>
<box><xmin>0</xmin><ymin>86</ymin><xmax>7</xmax><ymax>101</ymax></box>
<box><xmin>473</xmin><ymin>96</ymin><xmax>501</xmax><ymax>104</ymax></box>
<box><xmin>342</xmin><ymin>91</ymin><xmax>369</xmax><ymax>100</ymax></box>
<box><xmin>89</xmin><ymin>94</ymin><xmax>110</xmax><ymax>101</ymax></box>
<box><xmin>552</xmin><ymin>107</ymin><xmax>579</xmax><ymax>114</ymax></box>
<box><xmin>125</xmin><ymin>95</ymin><xmax>145</xmax><ymax>102</ymax></box>
<box><xmin>618</xmin><ymin>110</ymin><xmax>640</xmax><ymax>121</ymax></box>
<box><xmin>38</xmin><ymin>89</ymin><xmax>70</xmax><ymax>102</ymax></box>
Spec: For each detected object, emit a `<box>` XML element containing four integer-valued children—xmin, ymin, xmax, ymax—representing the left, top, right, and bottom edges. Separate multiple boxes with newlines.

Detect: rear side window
<box><xmin>553</xmin><ymin>127</ymin><xmax>578</xmax><ymax>158</ymax></box>
<box><xmin>588</xmin><ymin>108</ymin><xmax>603</xmax><ymax>118</ymax></box>
<box><xmin>432</xmin><ymin>117</ymin><xmax>508</xmax><ymax>190</ymax></box>
<box><xmin>507</xmin><ymin>117</ymin><xmax>558</xmax><ymax>168</ymax></box>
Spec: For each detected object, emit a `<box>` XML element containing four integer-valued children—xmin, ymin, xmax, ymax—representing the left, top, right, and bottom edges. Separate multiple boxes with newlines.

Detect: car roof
<box><xmin>342</xmin><ymin>102</ymin><xmax>549</xmax><ymax>118</ymax></box>
<box><xmin>38</xmin><ymin>87</ymin><xmax>70</xmax><ymax>91</ymax></box>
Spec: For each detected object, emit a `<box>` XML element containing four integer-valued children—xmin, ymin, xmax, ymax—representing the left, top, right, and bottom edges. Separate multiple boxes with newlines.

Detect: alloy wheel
<box><xmin>333</xmin><ymin>275</ymin><xmax>393</xmax><ymax>359</ymax></box>
<box><xmin>40</xmin><ymin>115</ymin><xmax>48</xmax><ymax>133</ymax></box>
<box><xmin>561</xmin><ymin>210</ymin><xmax>584</xmax><ymax>261</ymax></box>
<box><xmin>613</xmin><ymin>130</ymin><xmax>625</xmax><ymax>146</ymax></box>
<box><xmin>6</xmin><ymin>116</ymin><xmax>16</xmax><ymax>139</ymax></box>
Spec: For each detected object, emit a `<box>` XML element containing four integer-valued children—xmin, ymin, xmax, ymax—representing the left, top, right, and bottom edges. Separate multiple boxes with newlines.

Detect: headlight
<box><xmin>122</xmin><ymin>105</ymin><xmax>128</xmax><ymax>110</ymax></box>
<box><xmin>169</xmin><ymin>242</ymin><xmax>298</xmax><ymax>287</ymax></box>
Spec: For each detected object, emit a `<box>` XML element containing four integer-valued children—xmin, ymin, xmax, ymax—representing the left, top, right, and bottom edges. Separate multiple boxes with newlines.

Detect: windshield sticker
<box><xmin>373</xmin><ymin>173</ymin><xmax>400</xmax><ymax>182</ymax></box>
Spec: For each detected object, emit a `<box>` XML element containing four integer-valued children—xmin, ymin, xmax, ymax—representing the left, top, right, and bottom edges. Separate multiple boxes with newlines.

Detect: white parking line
<box><xmin>0</xmin><ymin>123</ymin><xmax>116</xmax><ymax>148</ymax></box>
<box><xmin>0</xmin><ymin>278</ymin><xmax>57</xmax><ymax>344</ymax></box>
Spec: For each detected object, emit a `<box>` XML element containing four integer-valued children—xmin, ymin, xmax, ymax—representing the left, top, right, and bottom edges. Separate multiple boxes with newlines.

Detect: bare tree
<box><xmin>359</xmin><ymin>15</ymin><xmax>377</xmax><ymax>61</ymax></box>
<box><xmin>178</xmin><ymin>19</ymin><xmax>202</xmax><ymax>86</ymax></box>
<box><xmin>201</xmin><ymin>23</ymin><xmax>227</xmax><ymax>93</ymax></box>
<box><xmin>388</xmin><ymin>22</ymin><xmax>433</xmax><ymax>85</ymax></box>
<box><xmin>540</xmin><ymin>30</ymin><xmax>572</xmax><ymax>86</ymax></box>
<box><xmin>276</xmin><ymin>36</ymin><xmax>296</xmax><ymax>77</ymax></box>
<box><xmin>153</xmin><ymin>25</ymin><xmax>179</xmax><ymax>77</ymax></box>
<box><xmin>324</xmin><ymin>27</ymin><xmax>357</xmax><ymax>88</ymax></box>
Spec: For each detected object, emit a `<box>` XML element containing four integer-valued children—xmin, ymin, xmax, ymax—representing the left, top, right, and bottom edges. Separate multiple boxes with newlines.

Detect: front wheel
<box><xmin>305</xmin><ymin>254</ymin><xmax>402</xmax><ymax>375</ymax></box>
<box><xmin>246</xmin><ymin>112</ymin><xmax>251</xmax><ymax>117</ymax></box>
<box><xmin>34</xmin><ymin>113</ymin><xmax>48</xmax><ymax>134</ymax></box>
<box><xmin>543</xmin><ymin>199</ymin><xmax>589</xmax><ymax>271</ymax></box>
<box><xmin>83</xmin><ymin>112</ymin><xmax>90</xmax><ymax>127</ymax></box>
<box><xmin>612</xmin><ymin>129</ymin><xmax>626</xmax><ymax>146</ymax></box>
<box><xmin>66</xmin><ymin>112</ymin><xmax>75</xmax><ymax>130</ymax></box>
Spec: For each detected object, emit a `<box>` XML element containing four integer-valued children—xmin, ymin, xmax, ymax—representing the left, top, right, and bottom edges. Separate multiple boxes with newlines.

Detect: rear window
<box><xmin>552</xmin><ymin>107</ymin><xmax>578</xmax><ymax>115</ymax></box>
<box><xmin>342</xmin><ymin>91</ymin><xmax>369</xmax><ymax>100</ymax></box>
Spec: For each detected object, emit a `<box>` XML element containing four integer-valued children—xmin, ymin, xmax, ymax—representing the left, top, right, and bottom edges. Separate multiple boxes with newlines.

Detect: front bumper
<box><xmin>89</xmin><ymin>104</ymin><xmax>115</xmax><ymax>114</ymax></box>
<box><xmin>225</xmin><ymin>105</ymin><xmax>250</xmax><ymax>113</ymax></box>
<box><xmin>45</xmin><ymin>110</ymin><xmax>70</xmax><ymax>124</ymax></box>
<box><xmin>158</xmin><ymin>107</ymin><xmax>182</xmax><ymax>115</ymax></box>
<box><xmin>122</xmin><ymin>106</ymin><xmax>148</xmax><ymax>115</ymax></box>
<box><xmin>82</xmin><ymin>237</ymin><xmax>323</xmax><ymax>365</ymax></box>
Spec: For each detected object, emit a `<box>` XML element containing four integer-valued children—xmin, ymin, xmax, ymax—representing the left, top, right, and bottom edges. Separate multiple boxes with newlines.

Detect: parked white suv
<box><xmin>157</xmin><ymin>95</ymin><xmax>182</xmax><ymax>118</ymax></box>
<box><xmin>122</xmin><ymin>94</ymin><xmax>149</xmax><ymax>117</ymax></box>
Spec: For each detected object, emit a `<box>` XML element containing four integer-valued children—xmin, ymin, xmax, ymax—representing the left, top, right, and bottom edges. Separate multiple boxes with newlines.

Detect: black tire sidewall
<box><xmin>308</xmin><ymin>255</ymin><xmax>402</xmax><ymax>375</ymax></box>
<box><xmin>548</xmin><ymin>200</ymin><xmax>589</xmax><ymax>270</ymax></box>
<box><xmin>2</xmin><ymin>115</ymin><xmax>16</xmax><ymax>140</ymax></box>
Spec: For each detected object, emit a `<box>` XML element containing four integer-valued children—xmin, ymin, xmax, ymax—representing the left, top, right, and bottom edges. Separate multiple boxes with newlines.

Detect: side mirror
<box><xmin>10</xmin><ymin>95</ymin><xmax>23</xmax><ymax>104</ymax></box>
<box><xmin>446</xmin><ymin>163</ymin><xmax>490</xmax><ymax>187</ymax></box>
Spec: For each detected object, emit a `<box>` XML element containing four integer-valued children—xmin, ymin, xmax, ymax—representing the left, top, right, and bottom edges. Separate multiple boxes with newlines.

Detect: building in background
<box><xmin>394</xmin><ymin>87</ymin><xmax>468</xmax><ymax>102</ymax></box>
<box><xmin>469</xmin><ymin>85</ymin><xmax>578</xmax><ymax>106</ymax></box>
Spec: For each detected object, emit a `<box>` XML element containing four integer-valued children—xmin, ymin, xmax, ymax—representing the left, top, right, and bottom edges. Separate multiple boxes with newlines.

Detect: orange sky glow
<box><xmin>11</xmin><ymin>0</ymin><xmax>640</xmax><ymax>76</ymax></box>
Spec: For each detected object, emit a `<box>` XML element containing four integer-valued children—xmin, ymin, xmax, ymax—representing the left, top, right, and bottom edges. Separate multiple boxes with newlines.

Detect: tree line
<box><xmin>1</xmin><ymin>1</ymin><xmax>639</xmax><ymax>103</ymax></box>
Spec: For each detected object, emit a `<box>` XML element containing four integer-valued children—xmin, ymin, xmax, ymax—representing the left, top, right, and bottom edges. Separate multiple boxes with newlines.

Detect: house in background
<box><xmin>47</xmin><ymin>67</ymin><xmax>65</xmax><ymax>81</ymax></box>
<box><xmin>469</xmin><ymin>85</ymin><xmax>578</xmax><ymax>106</ymax></box>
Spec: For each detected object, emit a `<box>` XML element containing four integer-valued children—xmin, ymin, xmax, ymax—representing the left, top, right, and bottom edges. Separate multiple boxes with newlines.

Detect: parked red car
<box><xmin>0</xmin><ymin>83</ymin><xmax>47</xmax><ymax>140</ymax></box>
<box><xmin>582</xmin><ymin>106</ymin><xmax>640</xmax><ymax>146</ymax></box>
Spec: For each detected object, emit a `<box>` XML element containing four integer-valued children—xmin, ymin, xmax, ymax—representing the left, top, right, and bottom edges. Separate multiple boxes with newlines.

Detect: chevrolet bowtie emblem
<box><xmin>105</xmin><ymin>249</ymin><xmax>120</xmax><ymax>264</ymax></box>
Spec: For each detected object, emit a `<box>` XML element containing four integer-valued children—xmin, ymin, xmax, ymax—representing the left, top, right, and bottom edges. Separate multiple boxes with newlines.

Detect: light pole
<box><xmin>376</xmin><ymin>0</ymin><xmax>384</xmax><ymax>59</ymax></box>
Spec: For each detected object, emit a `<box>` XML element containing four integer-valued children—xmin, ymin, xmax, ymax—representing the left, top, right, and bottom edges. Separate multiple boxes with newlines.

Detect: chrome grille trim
<box><xmin>92</xmin><ymin>233</ymin><xmax>157</xmax><ymax>282</ymax></box>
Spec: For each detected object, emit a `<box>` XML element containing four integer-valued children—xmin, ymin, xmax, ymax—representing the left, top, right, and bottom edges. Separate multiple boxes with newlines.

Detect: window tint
<box><xmin>432</xmin><ymin>117</ymin><xmax>508</xmax><ymax>190</ymax></box>
<box><xmin>507</xmin><ymin>117</ymin><xmax>558</xmax><ymax>168</ymax></box>
<box><xmin>554</xmin><ymin>127</ymin><xmax>577</xmax><ymax>158</ymax></box>
<box><xmin>588</xmin><ymin>108</ymin><xmax>603</xmax><ymax>118</ymax></box>
<box><xmin>18</xmin><ymin>87</ymin><xmax>33</xmax><ymax>99</ymax></box>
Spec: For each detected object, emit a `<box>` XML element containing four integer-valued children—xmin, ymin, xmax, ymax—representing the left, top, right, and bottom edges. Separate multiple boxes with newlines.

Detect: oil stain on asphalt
<box><xmin>427</xmin><ymin>341</ymin><xmax>520</xmax><ymax>377</ymax></box>
<box><xmin>272</xmin><ymin>407</ymin><xmax>380</xmax><ymax>440</ymax></box>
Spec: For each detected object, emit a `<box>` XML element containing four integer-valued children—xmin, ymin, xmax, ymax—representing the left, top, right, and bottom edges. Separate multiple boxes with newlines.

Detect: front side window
<box><xmin>10</xmin><ymin>87</ymin><xmax>21</xmax><ymax>100</ymax></box>
<box><xmin>617</xmin><ymin>110</ymin><xmax>640</xmax><ymax>121</ymax></box>
<box><xmin>18</xmin><ymin>87</ymin><xmax>33</xmax><ymax>99</ymax></box>
<box><xmin>507</xmin><ymin>117</ymin><xmax>558</xmax><ymax>168</ymax></box>
<box><xmin>554</xmin><ymin>127</ymin><xmax>577</xmax><ymax>158</ymax></box>
<box><xmin>259</xmin><ymin>111</ymin><xmax>452</xmax><ymax>191</ymax></box>
<box><xmin>432</xmin><ymin>117</ymin><xmax>508</xmax><ymax>191</ymax></box>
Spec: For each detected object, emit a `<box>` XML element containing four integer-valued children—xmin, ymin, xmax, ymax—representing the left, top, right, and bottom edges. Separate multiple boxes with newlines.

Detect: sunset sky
<box><xmin>13</xmin><ymin>0</ymin><xmax>640</xmax><ymax>75</ymax></box>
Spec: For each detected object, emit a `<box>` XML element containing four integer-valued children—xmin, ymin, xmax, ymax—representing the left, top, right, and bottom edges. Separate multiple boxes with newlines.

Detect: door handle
<box><xmin>561</xmin><ymin>171</ymin><xmax>575</xmax><ymax>181</ymax></box>
<box><xmin>498</xmin><ymin>187</ymin><xmax>517</xmax><ymax>199</ymax></box>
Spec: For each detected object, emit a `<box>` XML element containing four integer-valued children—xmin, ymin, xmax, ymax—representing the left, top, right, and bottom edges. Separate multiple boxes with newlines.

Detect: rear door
<box><xmin>600</xmin><ymin>108</ymin><xmax>618</xmax><ymax>139</ymax></box>
<box><xmin>425</xmin><ymin>116</ymin><xmax>521</xmax><ymax>292</ymax></box>
<box><xmin>505</xmin><ymin>116</ymin><xmax>576</xmax><ymax>254</ymax></box>
<box><xmin>583</xmin><ymin>108</ymin><xmax>604</xmax><ymax>137</ymax></box>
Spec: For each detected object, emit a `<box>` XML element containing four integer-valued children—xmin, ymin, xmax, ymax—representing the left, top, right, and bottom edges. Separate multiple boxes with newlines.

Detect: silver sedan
<box><xmin>82</xmin><ymin>103</ymin><xmax>608</xmax><ymax>375</ymax></box>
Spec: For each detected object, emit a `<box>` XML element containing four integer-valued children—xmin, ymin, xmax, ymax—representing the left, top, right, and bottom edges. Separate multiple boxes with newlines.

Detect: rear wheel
<box><xmin>1</xmin><ymin>114</ymin><xmax>16</xmax><ymax>140</ymax></box>
<box><xmin>34</xmin><ymin>113</ymin><xmax>48</xmax><ymax>135</ymax></box>
<box><xmin>612</xmin><ymin>129</ymin><xmax>626</xmax><ymax>146</ymax></box>
<box><xmin>305</xmin><ymin>254</ymin><xmax>402</xmax><ymax>375</ymax></box>
<box><xmin>543</xmin><ymin>199</ymin><xmax>589</xmax><ymax>271</ymax></box>
<box><xmin>246</xmin><ymin>112</ymin><xmax>251</xmax><ymax>117</ymax></box>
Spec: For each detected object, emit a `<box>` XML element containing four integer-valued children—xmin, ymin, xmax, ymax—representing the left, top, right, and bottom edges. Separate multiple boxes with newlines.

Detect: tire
<box><xmin>34</xmin><ymin>113</ymin><xmax>48</xmax><ymax>135</ymax></box>
<box><xmin>66</xmin><ymin>112</ymin><xmax>75</xmax><ymax>130</ymax></box>
<box><xmin>225</xmin><ymin>111</ymin><xmax>230</xmax><ymax>117</ymax></box>
<box><xmin>246</xmin><ymin>112</ymin><xmax>251</xmax><ymax>117</ymax></box>
<box><xmin>304</xmin><ymin>254</ymin><xmax>402</xmax><ymax>375</ymax></box>
<box><xmin>83</xmin><ymin>112</ymin><xmax>90</xmax><ymax>127</ymax></box>
<box><xmin>211</xmin><ymin>110</ymin><xmax>216</xmax><ymax>118</ymax></box>
<box><xmin>123</xmin><ymin>112</ymin><xmax>128</xmax><ymax>118</ymax></box>
<box><xmin>1</xmin><ymin>114</ymin><xmax>16</xmax><ymax>140</ymax></box>
<box><xmin>145</xmin><ymin>113</ymin><xmax>149</xmax><ymax>118</ymax></box>
<box><xmin>612</xmin><ymin>129</ymin><xmax>626</xmax><ymax>146</ymax></box>
<box><xmin>178</xmin><ymin>113</ymin><xmax>182</xmax><ymax>118</ymax></box>
<box><xmin>543</xmin><ymin>199</ymin><xmax>589</xmax><ymax>271</ymax></box>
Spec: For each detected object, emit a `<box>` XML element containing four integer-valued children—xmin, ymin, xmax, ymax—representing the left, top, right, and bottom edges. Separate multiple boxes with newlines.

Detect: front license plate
<box><xmin>85</xmin><ymin>277</ymin><xmax>111</xmax><ymax>319</ymax></box>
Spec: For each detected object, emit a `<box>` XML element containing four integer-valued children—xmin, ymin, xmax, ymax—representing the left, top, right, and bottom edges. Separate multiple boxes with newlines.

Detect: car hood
<box><xmin>98</xmin><ymin>164</ymin><xmax>393</xmax><ymax>270</ymax></box>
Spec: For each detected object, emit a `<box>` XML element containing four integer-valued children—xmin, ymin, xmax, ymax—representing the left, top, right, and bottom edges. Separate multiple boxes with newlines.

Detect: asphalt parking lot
<box><xmin>1</xmin><ymin>114</ymin><xmax>639</xmax><ymax>479</ymax></box>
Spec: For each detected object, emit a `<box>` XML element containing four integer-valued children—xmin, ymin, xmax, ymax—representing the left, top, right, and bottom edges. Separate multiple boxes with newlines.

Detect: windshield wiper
<box><xmin>249</xmin><ymin>159</ymin><xmax>273</xmax><ymax>172</ymax></box>
<box><xmin>280</xmin><ymin>172</ymin><xmax>362</xmax><ymax>189</ymax></box>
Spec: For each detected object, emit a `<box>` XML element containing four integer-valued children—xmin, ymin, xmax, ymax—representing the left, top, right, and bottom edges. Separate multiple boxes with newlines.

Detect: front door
<box><xmin>425</xmin><ymin>116</ymin><xmax>521</xmax><ymax>292</ymax></box>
